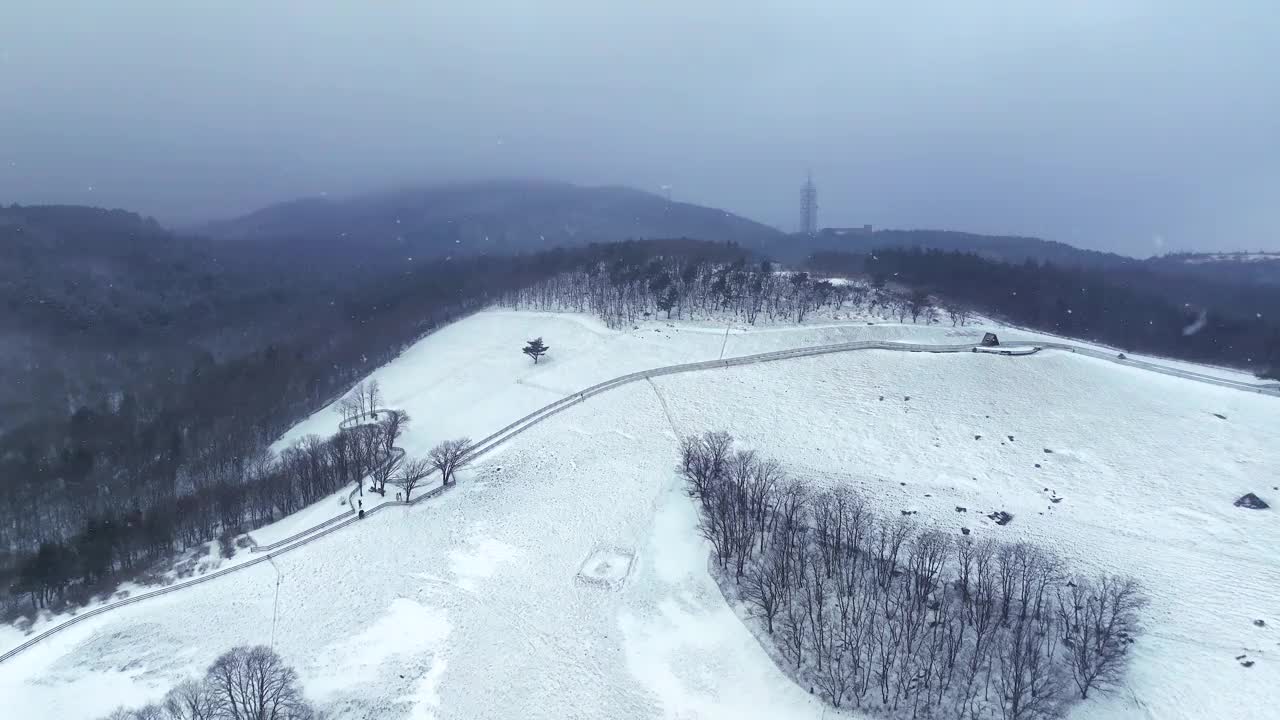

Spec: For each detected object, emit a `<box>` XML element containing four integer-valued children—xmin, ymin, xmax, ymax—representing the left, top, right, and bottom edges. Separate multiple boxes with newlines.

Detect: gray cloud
<box><xmin>2</xmin><ymin>1</ymin><xmax>1276</xmax><ymax>255</ymax></box>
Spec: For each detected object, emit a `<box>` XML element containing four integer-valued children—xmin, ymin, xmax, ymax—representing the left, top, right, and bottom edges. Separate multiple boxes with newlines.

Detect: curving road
<box><xmin>1</xmin><ymin>336</ymin><xmax>1274</xmax><ymax>665</ymax></box>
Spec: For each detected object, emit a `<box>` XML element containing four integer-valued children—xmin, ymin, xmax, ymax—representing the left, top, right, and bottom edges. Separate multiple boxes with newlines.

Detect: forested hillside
<box><xmin>202</xmin><ymin>180</ymin><xmax>785</xmax><ymax>267</ymax></box>
<box><xmin>791</xmin><ymin>228</ymin><xmax>1139</xmax><ymax>268</ymax></box>
<box><xmin>0</xmin><ymin>238</ymin><xmax>742</xmax><ymax>617</ymax></box>
<box><xmin>825</xmin><ymin>249</ymin><xmax>1280</xmax><ymax>376</ymax></box>
<box><xmin>0</xmin><ymin>205</ymin><xmax>328</xmax><ymax>429</ymax></box>
<box><xmin>1144</xmin><ymin>252</ymin><xmax>1280</xmax><ymax>286</ymax></box>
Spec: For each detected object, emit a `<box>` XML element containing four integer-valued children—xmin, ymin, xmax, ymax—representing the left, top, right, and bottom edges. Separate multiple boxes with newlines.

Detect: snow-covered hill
<box><xmin>2</xmin><ymin>310</ymin><xmax>1276</xmax><ymax>720</ymax></box>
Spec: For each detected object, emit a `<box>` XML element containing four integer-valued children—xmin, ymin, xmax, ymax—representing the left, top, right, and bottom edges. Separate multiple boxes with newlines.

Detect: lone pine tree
<box><xmin>523</xmin><ymin>337</ymin><xmax>550</xmax><ymax>364</ymax></box>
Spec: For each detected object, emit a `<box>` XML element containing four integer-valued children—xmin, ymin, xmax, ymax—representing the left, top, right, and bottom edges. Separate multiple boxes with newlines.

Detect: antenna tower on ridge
<box><xmin>800</xmin><ymin>172</ymin><xmax>818</xmax><ymax>235</ymax></box>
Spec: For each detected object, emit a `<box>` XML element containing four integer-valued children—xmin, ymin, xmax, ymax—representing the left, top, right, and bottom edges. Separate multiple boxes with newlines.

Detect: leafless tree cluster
<box><xmin>500</xmin><ymin>257</ymin><xmax>963</xmax><ymax>329</ymax></box>
<box><xmin>680</xmin><ymin>431</ymin><xmax>1146</xmax><ymax>719</ymax></box>
<box><xmin>337</xmin><ymin>380</ymin><xmax>383</xmax><ymax>425</ymax></box>
<box><xmin>98</xmin><ymin>645</ymin><xmax>317</xmax><ymax>720</ymax></box>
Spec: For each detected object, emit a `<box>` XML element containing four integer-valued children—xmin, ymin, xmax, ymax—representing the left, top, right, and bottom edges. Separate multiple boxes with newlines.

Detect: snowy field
<box><xmin>2</xmin><ymin>309</ymin><xmax>1277</xmax><ymax>720</ymax></box>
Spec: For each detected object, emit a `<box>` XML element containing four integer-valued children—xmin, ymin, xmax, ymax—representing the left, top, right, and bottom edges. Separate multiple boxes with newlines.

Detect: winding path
<box><xmin>1</xmin><ymin>337</ymin><xmax>1274</xmax><ymax>665</ymax></box>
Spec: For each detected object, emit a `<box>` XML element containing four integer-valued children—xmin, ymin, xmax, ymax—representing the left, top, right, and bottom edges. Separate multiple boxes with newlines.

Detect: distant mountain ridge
<box><xmin>1144</xmin><ymin>251</ymin><xmax>1280</xmax><ymax>286</ymax></box>
<box><xmin>7</xmin><ymin>191</ymin><xmax>1276</xmax><ymax>428</ymax></box>
<box><xmin>0</xmin><ymin>204</ymin><xmax>320</xmax><ymax>427</ymax></box>
<box><xmin>794</xmin><ymin>228</ymin><xmax>1140</xmax><ymax>268</ymax></box>
<box><xmin>202</xmin><ymin>180</ymin><xmax>786</xmax><ymax>265</ymax></box>
<box><xmin>203</xmin><ymin>180</ymin><xmax>1280</xmax><ymax>289</ymax></box>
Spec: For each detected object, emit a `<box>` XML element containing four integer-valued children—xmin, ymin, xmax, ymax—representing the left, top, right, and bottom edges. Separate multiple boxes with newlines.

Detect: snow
<box><xmin>987</xmin><ymin>321</ymin><xmax>1274</xmax><ymax>386</ymax></box>
<box><xmin>3</xmin><ymin>309</ymin><xmax>1277</xmax><ymax>720</ymax></box>
<box><xmin>973</xmin><ymin>344</ymin><xmax>1040</xmax><ymax>355</ymax></box>
<box><xmin>249</xmin><ymin>485</ymin><xmax>352</xmax><ymax>546</ymax></box>
<box><xmin>306</xmin><ymin>598</ymin><xmax>450</xmax><ymax>704</ymax></box>
<box><xmin>447</xmin><ymin>535</ymin><xmax>521</xmax><ymax>592</ymax></box>
<box><xmin>577</xmin><ymin>547</ymin><xmax>637</xmax><ymax>590</ymax></box>
<box><xmin>655</xmin><ymin>349</ymin><xmax>1280</xmax><ymax>720</ymax></box>
<box><xmin>0</xmin><ymin>539</ymin><xmax>261</xmax><ymax>653</ymax></box>
<box><xmin>271</xmin><ymin>310</ymin><xmax>730</xmax><ymax>456</ymax></box>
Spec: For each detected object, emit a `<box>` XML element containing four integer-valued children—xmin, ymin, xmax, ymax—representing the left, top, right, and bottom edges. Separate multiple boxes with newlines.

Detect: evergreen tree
<box><xmin>657</xmin><ymin>287</ymin><xmax>678</xmax><ymax>319</ymax></box>
<box><xmin>522</xmin><ymin>337</ymin><xmax>550</xmax><ymax>364</ymax></box>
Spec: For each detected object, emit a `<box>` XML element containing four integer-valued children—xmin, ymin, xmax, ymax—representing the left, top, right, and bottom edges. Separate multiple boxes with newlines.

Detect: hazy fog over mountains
<box><xmin>3</xmin><ymin>1</ymin><xmax>1278</xmax><ymax>255</ymax></box>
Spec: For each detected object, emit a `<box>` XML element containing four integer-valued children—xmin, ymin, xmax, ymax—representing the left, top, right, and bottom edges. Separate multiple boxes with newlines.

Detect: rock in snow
<box><xmin>987</xmin><ymin>510</ymin><xmax>1014</xmax><ymax>526</ymax></box>
<box><xmin>1234</xmin><ymin>493</ymin><xmax>1269</xmax><ymax>510</ymax></box>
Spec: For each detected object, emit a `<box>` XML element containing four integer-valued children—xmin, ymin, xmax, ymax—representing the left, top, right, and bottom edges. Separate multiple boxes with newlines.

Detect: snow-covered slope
<box><xmin>2</xmin><ymin>310</ymin><xmax>1276</xmax><ymax>720</ymax></box>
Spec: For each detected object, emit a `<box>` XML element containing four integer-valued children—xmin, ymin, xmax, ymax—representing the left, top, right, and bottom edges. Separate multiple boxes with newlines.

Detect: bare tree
<box><xmin>833</xmin><ymin>557</ymin><xmax>875</xmax><ymax>709</ymax></box>
<box><xmin>958</xmin><ymin>539</ymin><xmax>1001</xmax><ymax>718</ymax></box>
<box><xmin>696</xmin><ymin>460</ymin><xmax>745</xmax><ymax>570</ymax></box>
<box><xmin>346</xmin><ymin>381</ymin><xmax>370</xmax><ymax>418</ymax></box>
<box><xmin>379</xmin><ymin>409</ymin><xmax>410</xmax><ymax>458</ymax></box>
<box><xmin>813</xmin><ymin>624</ymin><xmax>855</xmax><ymax>708</ymax></box>
<box><xmin>1057</xmin><ymin>575</ymin><xmax>1147</xmax><ymax>699</ymax></box>
<box><xmin>779</xmin><ymin>576</ymin><xmax>809</xmax><ymax>668</ymax></box>
<box><xmin>909</xmin><ymin>288</ymin><xmax>932</xmax><ymax>323</ymax></box>
<box><xmin>741</xmin><ymin>539</ymin><xmax>788</xmax><ymax>634</ymax></box>
<box><xmin>744</xmin><ymin>456</ymin><xmax>783</xmax><ymax>551</ymax></box>
<box><xmin>164</xmin><ymin>678</ymin><xmax>216</xmax><ymax>720</ymax></box>
<box><xmin>206</xmin><ymin>645</ymin><xmax>315</xmax><ymax>720</ymax></box>
<box><xmin>337</xmin><ymin>394</ymin><xmax>361</xmax><ymax>424</ymax></box>
<box><xmin>392</xmin><ymin>457</ymin><xmax>433</xmax><ymax>502</ymax></box>
<box><xmin>347</xmin><ymin>422</ymin><xmax>386</xmax><ymax>495</ymax></box>
<box><xmin>364</xmin><ymin>379</ymin><xmax>382</xmax><ymax>417</ymax></box>
<box><xmin>890</xmin><ymin>293</ymin><xmax>912</xmax><ymax>323</ymax></box>
<box><xmin>803</xmin><ymin>547</ymin><xmax>833</xmax><ymax>675</ymax></box>
<box><xmin>369</xmin><ymin>448</ymin><xmax>399</xmax><ymax>496</ymax></box>
<box><xmin>812</xmin><ymin>490</ymin><xmax>838</xmax><ymax>578</ymax></box>
<box><xmin>327</xmin><ymin>431</ymin><xmax>354</xmax><ymax>488</ymax></box>
<box><xmin>871</xmin><ymin>517</ymin><xmax>913</xmax><ymax>590</ymax></box>
<box><xmin>429</xmin><ymin>437</ymin><xmax>472</xmax><ymax>486</ymax></box>
<box><xmin>679</xmin><ymin>431</ymin><xmax>733</xmax><ymax>499</ymax></box>
<box><xmin>724</xmin><ymin>450</ymin><xmax>760</xmax><ymax>576</ymax></box>
<box><xmin>946</xmin><ymin>303</ymin><xmax>972</xmax><ymax>327</ymax></box>
<box><xmin>132</xmin><ymin>705</ymin><xmax>166</xmax><ymax>720</ymax></box>
<box><xmin>996</xmin><ymin>613</ymin><xmax>1062</xmax><ymax>720</ymax></box>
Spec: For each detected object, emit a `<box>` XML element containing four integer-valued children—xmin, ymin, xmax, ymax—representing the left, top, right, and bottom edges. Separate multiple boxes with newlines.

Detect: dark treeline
<box><xmin>813</xmin><ymin>248</ymin><xmax>1280</xmax><ymax>376</ymax></box>
<box><xmin>681</xmin><ymin>432</ymin><xmax>1147</xmax><ymax>718</ymax></box>
<box><xmin>8</xmin><ymin>395</ymin><xmax>406</xmax><ymax>615</ymax></box>
<box><xmin>503</xmin><ymin>251</ymin><xmax>933</xmax><ymax>329</ymax></box>
<box><xmin>0</xmin><ymin>239</ymin><xmax>731</xmax><ymax>617</ymax></box>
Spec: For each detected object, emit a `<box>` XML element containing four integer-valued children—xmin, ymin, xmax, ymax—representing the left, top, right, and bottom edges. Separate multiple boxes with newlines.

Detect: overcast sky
<box><xmin>2</xmin><ymin>1</ymin><xmax>1277</xmax><ymax>255</ymax></box>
